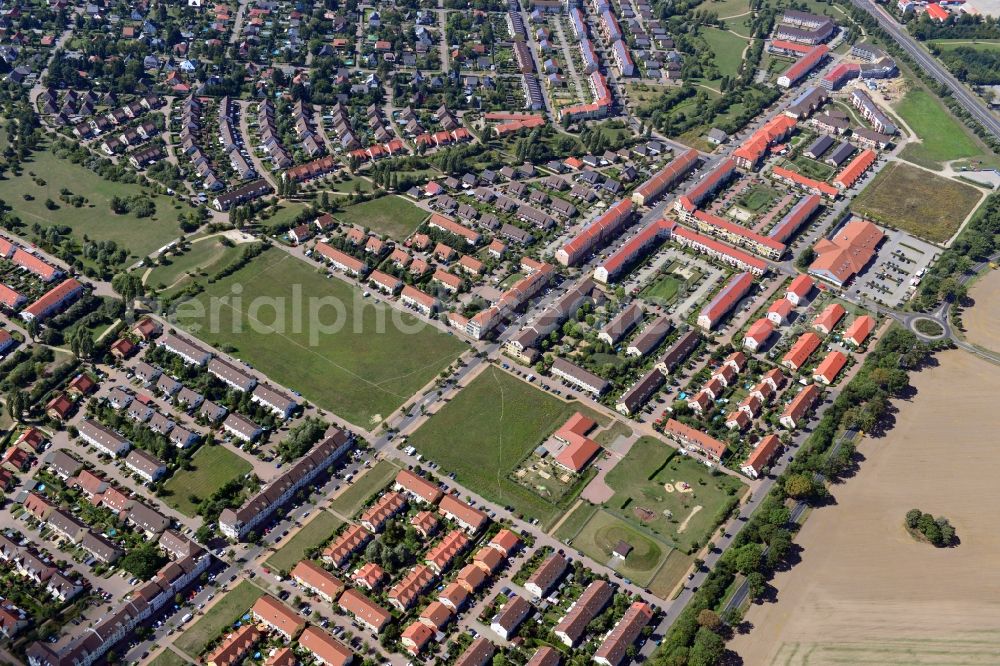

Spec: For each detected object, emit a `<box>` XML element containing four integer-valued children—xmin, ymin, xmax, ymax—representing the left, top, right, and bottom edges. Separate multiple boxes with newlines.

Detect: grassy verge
<box><xmin>264</xmin><ymin>511</ymin><xmax>344</xmax><ymax>574</ymax></box>
<box><xmin>327</xmin><ymin>459</ymin><xmax>400</xmax><ymax>518</ymax></box>
<box><xmin>174</xmin><ymin>581</ymin><xmax>265</xmax><ymax>657</ymax></box>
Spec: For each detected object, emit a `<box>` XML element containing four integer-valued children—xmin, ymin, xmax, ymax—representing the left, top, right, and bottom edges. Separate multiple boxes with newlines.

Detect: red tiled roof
<box><xmin>809</xmin><ymin>219</ymin><xmax>884</xmax><ymax>285</ymax></box>
<box><xmin>813</xmin><ymin>350</ymin><xmax>847</xmax><ymax>383</ymax></box>
<box><xmin>782</xmin><ymin>331</ymin><xmax>821</xmax><ymax>370</ymax></box>
<box><xmin>845</xmin><ymin>315</ymin><xmax>876</xmax><ymax>345</ymax></box>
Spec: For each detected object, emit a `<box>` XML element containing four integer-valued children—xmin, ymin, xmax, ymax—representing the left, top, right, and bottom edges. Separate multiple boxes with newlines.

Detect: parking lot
<box><xmin>852</xmin><ymin>228</ymin><xmax>939</xmax><ymax>307</ymax></box>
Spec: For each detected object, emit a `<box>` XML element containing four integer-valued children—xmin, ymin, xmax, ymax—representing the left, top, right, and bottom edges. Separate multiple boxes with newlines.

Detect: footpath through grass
<box><xmin>265</xmin><ymin>511</ymin><xmax>343</xmax><ymax>574</ymax></box>
<box><xmin>174</xmin><ymin>247</ymin><xmax>466</xmax><ymax>428</ymax></box>
<box><xmin>174</xmin><ymin>581</ymin><xmax>264</xmax><ymax>658</ymax></box>
<box><xmin>895</xmin><ymin>88</ymin><xmax>984</xmax><ymax>168</ymax></box>
<box><xmin>162</xmin><ymin>445</ymin><xmax>253</xmax><ymax>517</ymax></box>
<box><xmin>408</xmin><ymin>367</ymin><xmax>601</xmax><ymax>528</ymax></box>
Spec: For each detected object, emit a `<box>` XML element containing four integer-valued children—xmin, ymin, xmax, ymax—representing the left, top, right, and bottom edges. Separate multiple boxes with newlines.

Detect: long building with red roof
<box><xmin>741</xmin><ymin>434</ymin><xmax>781</xmax><ymax>479</ymax></box>
<box><xmin>631</xmin><ymin>148</ymin><xmax>700</xmax><ymax>206</ymax></box>
<box><xmin>21</xmin><ymin>278</ymin><xmax>83</xmax><ymax>322</ymax></box>
<box><xmin>12</xmin><ymin>249</ymin><xmax>60</xmax><ymax>282</ymax></box>
<box><xmin>770</xmin><ymin>165</ymin><xmax>839</xmax><ymax>199</ymax></box>
<box><xmin>662</xmin><ymin>419</ymin><xmax>727</xmax><ymax>461</ymax></box>
<box><xmin>732</xmin><ymin>115</ymin><xmax>797</xmax><ymax>170</ymax></box>
<box><xmin>672</xmin><ymin>226</ymin><xmax>769</xmax><ymax>276</ymax></box>
<box><xmin>427</xmin><ymin>213</ymin><xmax>481</xmax><ymax>245</ymax></box>
<box><xmin>777</xmin><ymin>44</ymin><xmax>829</xmax><ymax>88</ymax></box>
<box><xmin>768</xmin><ymin>194</ymin><xmax>821</xmax><ymax>243</ymax></box>
<box><xmin>559</xmin><ymin>71</ymin><xmax>613</xmax><ymax>122</ymax></box>
<box><xmin>555</xmin><ymin>199</ymin><xmax>634</xmax><ymax>266</ymax></box>
<box><xmin>833</xmin><ymin>149</ymin><xmax>877</xmax><ymax>190</ymax></box>
<box><xmin>594</xmin><ymin>218</ymin><xmax>675</xmax><ymax>283</ymax></box>
<box><xmin>809</xmin><ymin>218</ymin><xmax>884</xmax><ymax>286</ymax></box>
<box><xmin>697</xmin><ymin>271</ymin><xmax>754</xmax><ymax>330</ymax></box>
<box><xmin>675</xmin><ymin>159</ymin><xmax>736</xmax><ymax>213</ymax></box>
<box><xmin>692</xmin><ymin>210</ymin><xmax>786</xmax><ymax>259</ymax></box>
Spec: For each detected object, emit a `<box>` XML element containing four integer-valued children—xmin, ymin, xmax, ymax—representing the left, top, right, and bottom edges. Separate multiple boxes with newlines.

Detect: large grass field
<box><xmin>701</xmin><ymin>27</ymin><xmax>747</xmax><ymax>82</ymax></box>
<box><xmin>852</xmin><ymin>162</ymin><xmax>983</xmax><ymax>244</ymax></box>
<box><xmin>162</xmin><ymin>445</ymin><xmax>253</xmax><ymax>517</ymax></box>
<box><xmin>144</xmin><ymin>237</ymin><xmax>246</xmax><ymax>294</ymax></box>
<box><xmin>602</xmin><ymin>437</ymin><xmax>746</xmax><ymax>553</ymax></box>
<box><xmin>895</xmin><ymin>88</ymin><xmax>984</xmax><ymax>168</ymax></box>
<box><xmin>335</xmin><ymin>195</ymin><xmax>428</xmax><ymax>241</ymax></box>
<box><xmin>174</xmin><ymin>581</ymin><xmax>264</xmax><ymax>658</ymax></box>
<box><xmin>649</xmin><ymin>549</ymin><xmax>694</xmax><ymax>599</ymax></box>
<box><xmin>0</xmin><ymin>148</ymin><xmax>183</xmax><ymax>259</ymax></box>
<box><xmin>408</xmin><ymin>367</ymin><xmax>601</xmax><ymax>529</ymax></box>
<box><xmin>328</xmin><ymin>459</ymin><xmax>400</xmax><ymax>518</ymax></box>
<box><xmin>567</xmin><ymin>509</ymin><xmax>671</xmax><ymax>586</ymax></box>
<box><xmin>264</xmin><ymin>510</ymin><xmax>343</xmax><ymax>574</ymax></box>
<box><xmin>173</xmin><ymin>247</ymin><xmax>466</xmax><ymax>427</ymax></box>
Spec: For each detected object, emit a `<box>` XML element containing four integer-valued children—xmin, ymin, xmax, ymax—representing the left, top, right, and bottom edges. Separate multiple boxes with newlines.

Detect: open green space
<box><xmin>148</xmin><ymin>649</ymin><xmax>193</xmax><ymax>666</ymax></box>
<box><xmin>144</xmin><ymin>237</ymin><xmax>246</xmax><ymax>294</ymax></box>
<box><xmin>641</xmin><ymin>275</ymin><xmax>682</xmax><ymax>304</ymax></box>
<box><xmin>174</xmin><ymin>581</ymin><xmax>265</xmax><ymax>657</ymax></box>
<box><xmin>162</xmin><ymin>445</ymin><xmax>253</xmax><ymax>517</ymax></box>
<box><xmin>328</xmin><ymin>459</ymin><xmax>400</xmax><ymax>518</ymax></box>
<box><xmin>789</xmin><ymin>154</ymin><xmax>836</xmax><ymax>181</ymax></box>
<box><xmin>696</xmin><ymin>0</ymin><xmax>749</xmax><ymax>17</ymax></box>
<box><xmin>930</xmin><ymin>39</ymin><xmax>1000</xmax><ymax>53</ymax></box>
<box><xmin>852</xmin><ymin>161</ymin><xmax>983</xmax><ymax>244</ymax></box>
<box><xmin>0</xmin><ymin>149</ymin><xmax>183</xmax><ymax>259</ymax></box>
<box><xmin>736</xmin><ymin>184</ymin><xmax>781</xmax><ymax>213</ymax></box>
<box><xmin>334</xmin><ymin>195</ymin><xmax>428</xmax><ymax>241</ymax></box>
<box><xmin>649</xmin><ymin>549</ymin><xmax>695</xmax><ymax>599</ymax></box>
<box><xmin>174</xmin><ymin>247</ymin><xmax>466</xmax><ymax>427</ymax></box>
<box><xmin>603</xmin><ymin>437</ymin><xmax>746</xmax><ymax>553</ymax></box>
<box><xmin>568</xmin><ymin>509</ymin><xmax>670</xmax><ymax>586</ymax></box>
<box><xmin>895</xmin><ymin>88</ymin><xmax>984</xmax><ymax>168</ymax></box>
<box><xmin>257</xmin><ymin>201</ymin><xmax>310</xmax><ymax>230</ymax></box>
<box><xmin>265</xmin><ymin>511</ymin><xmax>343</xmax><ymax>574</ymax></box>
<box><xmin>554</xmin><ymin>501</ymin><xmax>599</xmax><ymax>541</ymax></box>
<box><xmin>408</xmin><ymin>367</ymin><xmax>604</xmax><ymax>529</ymax></box>
<box><xmin>701</xmin><ymin>27</ymin><xmax>747</xmax><ymax>82</ymax></box>
<box><xmin>325</xmin><ymin>176</ymin><xmax>374</xmax><ymax>194</ymax></box>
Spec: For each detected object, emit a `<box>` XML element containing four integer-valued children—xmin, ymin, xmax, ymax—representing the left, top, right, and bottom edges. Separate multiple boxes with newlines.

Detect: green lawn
<box><xmin>264</xmin><ymin>511</ymin><xmax>343</xmax><ymax>574</ymax></box>
<box><xmin>0</xmin><ymin>148</ymin><xmax>184</xmax><ymax>259</ymax></box>
<box><xmin>161</xmin><ymin>445</ymin><xmax>253</xmax><ymax>517</ymax></box>
<box><xmin>554</xmin><ymin>501</ymin><xmax>599</xmax><ymax>541</ymax></box>
<box><xmin>702</xmin><ymin>27</ymin><xmax>747</xmax><ymax>82</ymax></box>
<box><xmin>895</xmin><ymin>88</ymin><xmax>984</xmax><ymax>168</ymax></box>
<box><xmin>736</xmin><ymin>185</ymin><xmax>781</xmax><ymax>213</ymax></box>
<box><xmin>326</xmin><ymin>176</ymin><xmax>374</xmax><ymax>193</ymax></box>
<box><xmin>148</xmin><ymin>649</ymin><xmax>193</xmax><ymax>666</ymax></box>
<box><xmin>568</xmin><ymin>509</ymin><xmax>671</xmax><ymax>586</ymax></box>
<box><xmin>174</xmin><ymin>581</ymin><xmax>265</xmax><ymax>658</ymax></box>
<box><xmin>697</xmin><ymin>0</ymin><xmax>750</xmax><ymax>18</ymax></box>
<box><xmin>852</xmin><ymin>161</ymin><xmax>983</xmax><ymax>244</ymax></box>
<box><xmin>408</xmin><ymin>367</ymin><xmax>600</xmax><ymax>529</ymax></box>
<box><xmin>602</xmin><ymin>437</ymin><xmax>746</xmax><ymax>553</ymax></box>
<box><xmin>173</xmin><ymin>247</ymin><xmax>467</xmax><ymax>427</ymax></box>
<box><xmin>335</xmin><ymin>195</ymin><xmax>429</xmax><ymax>241</ymax></box>
<box><xmin>327</xmin><ymin>459</ymin><xmax>400</xmax><ymax>518</ymax></box>
<box><xmin>789</xmin><ymin>154</ymin><xmax>836</xmax><ymax>181</ymax></box>
<box><xmin>257</xmin><ymin>201</ymin><xmax>310</xmax><ymax>230</ymax></box>
<box><xmin>144</xmin><ymin>237</ymin><xmax>245</xmax><ymax>293</ymax></box>
<box><xmin>641</xmin><ymin>275</ymin><xmax>681</xmax><ymax>304</ymax></box>
<box><xmin>649</xmin><ymin>549</ymin><xmax>695</xmax><ymax>599</ymax></box>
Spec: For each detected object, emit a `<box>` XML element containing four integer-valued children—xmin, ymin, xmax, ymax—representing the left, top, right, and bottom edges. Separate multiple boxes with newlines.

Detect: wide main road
<box><xmin>848</xmin><ymin>0</ymin><xmax>1000</xmax><ymax>142</ymax></box>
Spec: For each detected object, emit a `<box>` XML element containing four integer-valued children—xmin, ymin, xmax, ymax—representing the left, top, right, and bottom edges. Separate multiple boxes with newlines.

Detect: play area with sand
<box><xmin>730</xmin><ymin>349</ymin><xmax>1000</xmax><ymax>665</ymax></box>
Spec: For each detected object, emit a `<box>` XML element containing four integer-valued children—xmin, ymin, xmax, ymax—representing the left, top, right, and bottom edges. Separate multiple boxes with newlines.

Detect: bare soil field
<box><xmin>963</xmin><ymin>268</ymin><xmax>1000</xmax><ymax>353</ymax></box>
<box><xmin>730</xmin><ymin>350</ymin><xmax>1000</xmax><ymax>665</ymax></box>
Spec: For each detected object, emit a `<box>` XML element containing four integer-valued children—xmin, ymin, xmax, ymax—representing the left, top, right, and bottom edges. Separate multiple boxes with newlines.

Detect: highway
<box><xmin>848</xmin><ymin>0</ymin><xmax>1000</xmax><ymax>142</ymax></box>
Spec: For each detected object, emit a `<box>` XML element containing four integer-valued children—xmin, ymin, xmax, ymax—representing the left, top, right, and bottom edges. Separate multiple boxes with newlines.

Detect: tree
<box><xmin>746</xmin><ymin>571</ymin><xmax>766</xmax><ymax>601</ymax></box>
<box><xmin>905</xmin><ymin>508</ymin><xmax>922</xmax><ymax>529</ymax></box>
<box><xmin>689</xmin><ymin>626</ymin><xmax>726</xmax><ymax>666</ymax></box>
<box><xmin>6</xmin><ymin>391</ymin><xmax>26</xmax><ymax>423</ymax></box>
<box><xmin>696</xmin><ymin>609</ymin><xmax>722</xmax><ymax>631</ymax></box>
<box><xmin>111</xmin><ymin>272</ymin><xmax>143</xmax><ymax>307</ymax></box>
<box><xmin>784</xmin><ymin>473</ymin><xmax>814</xmax><ymax>499</ymax></box>
<box><xmin>119</xmin><ymin>542</ymin><xmax>167</xmax><ymax>580</ymax></box>
<box><xmin>733</xmin><ymin>543</ymin><xmax>763</xmax><ymax>575</ymax></box>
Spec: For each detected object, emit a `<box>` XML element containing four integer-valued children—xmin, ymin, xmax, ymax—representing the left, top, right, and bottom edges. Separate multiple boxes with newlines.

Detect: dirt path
<box><xmin>676</xmin><ymin>505</ymin><xmax>702</xmax><ymax>534</ymax></box>
<box><xmin>730</xmin><ymin>350</ymin><xmax>1000</xmax><ymax>665</ymax></box>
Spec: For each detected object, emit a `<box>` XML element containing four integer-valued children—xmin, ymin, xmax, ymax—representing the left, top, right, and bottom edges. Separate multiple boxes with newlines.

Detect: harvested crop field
<box><xmin>962</xmin><ymin>268</ymin><xmax>1000</xmax><ymax>353</ymax></box>
<box><xmin>851</xmin><ymin>162</ymin><xmax>983</xmax><ymax>244</ymax></box>
<box><xmin>730</xmin><ymin>350</ymin><xmax>1000</xmax><ymax>665</ymax></box>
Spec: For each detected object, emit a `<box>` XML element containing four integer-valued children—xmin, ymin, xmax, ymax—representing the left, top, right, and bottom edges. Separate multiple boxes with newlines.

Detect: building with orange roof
<box><xmin>770</xmin><ymin>165</ymin><xmax>839</xmax><ymax>199</ymax></box>
<box><xmin>251</xmin><ymin>595</ymin><xmax>304</xmax><ymax>639</ymax></box>
<box><xmin>813</xmin><ymin>350</ymin><xmax>847</xmax><ymax>385</ymax></box>
<box><xmin>388</xmin><ymin>564</ymin><xmax>436</xmax><ymax>611</ymax></box>
<box><xmin>339</xmin><ymin>589</ymin><xmax>391</xmax><ymax>633</ymax></box>
<box><xmin>692</xmin><ymin>210</ymin><xmax>786</xmax><ymax>259</ymax></box>
<box><xmin>674</xmin><ymin>159</ymin><xmax>736</xmax><ymax>214</ymax></box>
<box><xmin>425</xmin><ymin>529</ymin><xmax>470</xmax><ymax>574</ymax></box>
<box><xmin>455</xmin><ymin>562</ymin><xmax>487</xmax><ymax>593</ymax></box>
<box><xmin>292</xmin><ymin>560</ymin><xmax>345</xmax><ymax>603</ymax></box>
<box><xmin>631</xmin><ymin>148</ymin><xmax>700</xmax><ymax>206</ymax></box>
<box><xmin>786</xmin><ymin>274</ymin><xmax>815</xmax><ymax>305</ymax></box>
<box><xmin>698</xmin><ymin>271</ymin><xmax>755</xmax><ymax>330</ymax></box>
<box><xmin>21</xmin><ymin>278</ymin><xmax>83</xmax><ymax>322</ymax></box>
<box><xmin>438</xmin><ymin>581</ymin><xmax>470</xmax><ymax>610</ymax></box>
<box><xmin>741</xmin><ymin>434</ymin><xmax>781</xmax><ymax>479</ymax></box>
<box><xmin>833</xmin><ymin>149</ymin><xmax>876</xmax><ymax>190</ymax></box>
<box><xmin>780</xmin><ymin>384</ymin><xmax>822</xmax><ymax>429</ymax></box>
<box><xmin>732</xmin><ymin>115</ymin><xmax>797</xmax><ymax>170</ymax></box>
<box><xmin>359</xmin><ymin>491</ymin><xmax>407</xmax><ymax>533</ymax></box>
<box><xmin>410</xmin><ymin>510</ymin><xmax>439</xmax><ymax>538</ymax></box>
<box><xmin>489</xmin><ymin>529</ymin><xmax>522</xmax><ymax>557</ymax></box>
<box><xmin>322</xmin><ymin>524</ymin><xmax>372</xmax><ymax>568</ymax></box>
<box><xmin>439</xmin><ymin>495</ymin><xmax>488</xmax><ymax>533</ymax></box>
<box><xmin>205</xmin><ymin>624</ymin><xmax>261</xmax><ymax>666</ymax></box>
<box><xmin>555</xmin><ymin>199</ymin><xmax>634</xmax><ymax>266</ymax></box>
<box><xmin>315</xmin><ymin>242</ymin><xmax>365</xmax><ymax>276</ymax></box>
<box><xmin>925</xmin><ymin>2</ymin><xmax>949</xmax><ymax>21</ymax></box>
<box><xmin>299</xmin><ymin>625</ymin><xmax>353</xmax><ymax>666</ymax></box>
<box><xmin>594</xmin><ymin>601</ymin><xmax>654</xmax><ymax>666</ymax></box>
<box><xmin>419</xmin><ymin>600</ymin><xmax>454</xmax><ymax>632</ymax></box>
<box><xmin>777</xmin><ymin>44</ymin><xmax>829</xmax><ymax>88</ymax></box>
<box><xmin>809</xmin><ymin>219</ymin><xmax>884</xmax><ymax>287</ymax></box>
<box><xmin>744</xmin><ymin>318</ymin><xmax>774</xmax><ymax>352</ymax></box>
<box><xmin>725</xmin><ymin>410</ymin><xmax>751</xmax><ymax>431</ymax></box>
<box><xmin>813</xmin><ymin>302</ymin><xmax>846</xmax><ymax>334</ymax></box>
<box><xmin>352</xmin><ymin>562</ymin><xmax>385</xmax><ymax>591</ymax></box>
<box><xmin>12</xmin><ymin>249</ymin><xmax>60</xmax><ymax>281</ymax></box>
<box><xmin>687</xmin><ymin>390</ymin><xmax>712</xmax><ymax>414</ymax></box>
<box><xmin>552</xmin><ymin>413</ymin><xmax>602</xmax><ymax>473</ymax></box>
<box><xmin>767</xmin><ymin>297</ymin><xmax>794</xmax><ymax>326</ymax></box>
<box><xmin>428</xmin><ymin>213</ymin><xmax>481</xmax><ymax>245</ymax></box>
<box><xmin>782</xmin><ymin>331</ymin><xmax>821</xmax><ymax>371</ymax></box>
<box><xmin>402</xmin><ymin>621</ymin><xmax>435</xmax><ymax>654</ymax></box>
<box><xmin>844</xmin><ymin>314</ymin><xmax>876</xmax><ymax>346</ymax></box>
<box><xmin>662</xmin><ymin>419</ymin><xmax>727</xmax><ymax>461</ymax></box>
<box><xmin>673</xmin><ymin>226</ymin><xmax>769</xmax><ymax>276</ymax></box>
<box><xmin>473</xmin><ymin>545</ymin><xmax>505</xmax><ymax>575</ymax></box>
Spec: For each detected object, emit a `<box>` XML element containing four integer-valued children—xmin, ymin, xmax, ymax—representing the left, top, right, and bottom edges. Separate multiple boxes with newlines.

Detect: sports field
<box><xmin>852</xmin><ymin>162</ymin><xmax>983</xmax><ymax>244</ymax></box>
<box><xmin>0</xmin><ymin>148</ymin><xmax>183</xmax><ymax>260</ymax></box>
<box><xmin>566</xmin><ymin>508</ymin><xmax>671</xmax><ymax>587</ymax></box>
<box><xmin>408</xmin><ymin>367</ymin><xmax>600</xmax><ymax>528</ymax></box>
<box><xmin>335</xmin><ymin>195</ymin><xmax>428</xmax><ymax>241</ymax></box>
<box><xmin>603</xmin><ymin>437</ymin><xmax>746</xmax><ymax>553</ymax></box>
<box><xmin>895</xmin><ymin>88</ymin><xmax>985</xmax><ymax>168</ymax></box>
<box><xmin>328</xmin><ymin>459</ymin><xmax>400</xmax><ymax>518</ymax></box>
<box><xmin>265</xmin><ymin>511</ymin><xmax>343</xmax><ymax>574</ymax></box>
<box><xmin>174</xmin><ymin>581</ymin><xmax>264</xmax><ymax>657</ymax></box>
<box><xmin>173</xmin><ymin>247</ymin><xmax>466</xmax><ymax>427</ymax></box>
<box><xmin>162</xmin><ymin>445</ymin><xmax>253</xmax><ymax>517</ymax></box>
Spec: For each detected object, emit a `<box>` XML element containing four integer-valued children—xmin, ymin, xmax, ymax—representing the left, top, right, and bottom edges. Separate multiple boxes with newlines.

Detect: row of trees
<box><xmin>905</xmin><ymin>509</ymin><xmax>957</xmax><ymax>547</ymax></box>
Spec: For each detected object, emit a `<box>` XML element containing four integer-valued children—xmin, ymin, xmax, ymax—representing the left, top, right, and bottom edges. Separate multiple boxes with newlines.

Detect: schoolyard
<box><xmin>0</xmin><ymin>148</ymin><xmax>183</xmax><ymax>259</ymax></box>
<box><xmin>174</xmin><ymin>247</ymin><xmax>467</xmax><ymax>427</ymax></box>
<box><xmin>407</xmin><ymin>367</ymin><xmax>604</xmax><ymax>529</ymax></box>
<box><xmin>852</xmin><ymin>162</ymin><xmax>983</xmax><ymax>244</ymax></box>
<box><xmin>161</xmin><ymin>445</ymin><xmax>253</xmax><ymax>517</ymax></box>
